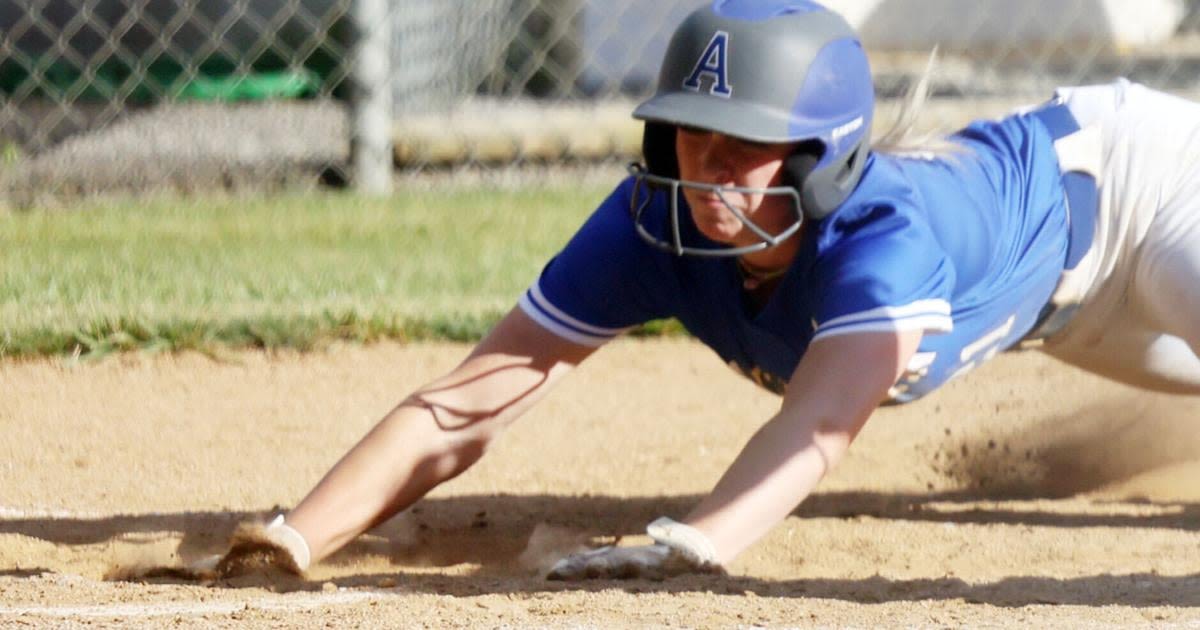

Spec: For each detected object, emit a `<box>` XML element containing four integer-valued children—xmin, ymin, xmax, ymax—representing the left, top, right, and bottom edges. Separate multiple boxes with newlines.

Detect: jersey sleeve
<box><xmin>810</xmin><ymin>202</ymin><xmax>955</xmax><ymax>342</ymax></box>
<box><xmin>518</xmin><ymin>177</ymin><xmax>673</xmax><ymax>347</ymax></box>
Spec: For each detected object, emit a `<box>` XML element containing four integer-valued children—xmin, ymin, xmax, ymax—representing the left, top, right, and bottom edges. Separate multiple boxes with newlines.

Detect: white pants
<box><xmin>1041</xmin><ymin>80</ymin><xmax>1200</xmax><ymax>393</ymax></box>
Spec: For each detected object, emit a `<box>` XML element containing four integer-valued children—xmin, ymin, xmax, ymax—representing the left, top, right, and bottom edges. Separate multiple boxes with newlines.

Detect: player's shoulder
<box><xmin>954</xmin><ymin>108</ymin><xmax>1054</xmax><ymax>154</ymax></box>
<box><xmin>591</xmin><ymin>175</ymin><xmax>639</xmax><ymax>219</ymax></box>
<box><xmin>591</xmin><ymin>175</ymin><xmax>678</xmax><ymax>232</ymax></box>
<box><xmin>574</xmin><ymin>175</ymin><xmax>651</xmax><ymax>241</ymax></box>
<box><xmin>559</xmin><ymin>175</ymin><xmax>677</xmax><ymax>270</ymax></box>
<box><xmin>816</xmin><ymin>155</ymin><xmax>926</xmax><ymax>241</ymax></box>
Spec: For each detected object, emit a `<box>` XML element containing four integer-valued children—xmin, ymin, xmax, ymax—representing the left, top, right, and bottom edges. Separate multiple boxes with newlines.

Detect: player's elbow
<box><xmin>783</xmin><ymin>407</ymin><xmax>870</xmax><ymax>460</ymax></box>
<box><xmin>784</xmin><ymin>382</ymin><xmax>880</xmax><ymax>442</ymax></box>
<box><xmin>420</xmin><ymin>433</ymin><xmax>491</xmax><ymax>482</ymax></box>
<box><xmin>395</xmin><ymin>394</ymin><xmax>510</xmax><ymax>485</ymax></box>
<box><xmin>810</xmin><ymin>421</ymin><xmax>857</xmax><ymax>453</ymax></box>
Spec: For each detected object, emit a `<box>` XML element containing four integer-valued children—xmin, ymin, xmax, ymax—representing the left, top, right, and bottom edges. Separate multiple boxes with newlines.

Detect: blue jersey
<box><xmin>519</xmin><ymin>111</ymin><xmax>1070</xmax><ymax>402</ymax></box>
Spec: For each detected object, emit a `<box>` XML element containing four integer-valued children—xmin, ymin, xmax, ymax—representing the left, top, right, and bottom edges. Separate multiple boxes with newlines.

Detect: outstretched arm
<box><xmin>683</xmin><ymin>329</ymin><xmax>922</xmax><ymax>563</ymax></box>
<box><xmin>548</xmin><ymin>329</ymin><xmax>920</xmax><ymax>579</ymax></box>
<box><xmin>279</xmin><ymin>307</ymin><xmax>596</xmax><ymax>566</ymax></box>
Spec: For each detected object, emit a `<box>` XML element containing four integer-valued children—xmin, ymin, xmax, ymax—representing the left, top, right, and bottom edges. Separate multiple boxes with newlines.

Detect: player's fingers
<box><xmin>546</xmin><ymin>546</ymin><xmax>615</xmax><ymax>580</ymax></box>
<box><xmin>546</xmin><ymin>545</ymin><xmax>674</xmax><ymax>581</ymax></box>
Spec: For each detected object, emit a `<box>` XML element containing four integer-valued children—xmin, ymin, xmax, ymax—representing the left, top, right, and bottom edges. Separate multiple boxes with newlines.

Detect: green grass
<box><xmin>1</xmin><ymin>142</ymin><xmax>18</xmax><ymax>165</ymax></box>
<box><xmin>0</xmin><ymin>185</ymin><xmax>684</xmax><ymax>359</ymax></box>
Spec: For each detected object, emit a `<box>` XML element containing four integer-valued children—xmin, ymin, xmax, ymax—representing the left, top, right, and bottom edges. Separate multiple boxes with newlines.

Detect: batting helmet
<box><xmin>630</xmin><ymin>0</ymin><xmax>874</xmax><ymax>257</ymax></box>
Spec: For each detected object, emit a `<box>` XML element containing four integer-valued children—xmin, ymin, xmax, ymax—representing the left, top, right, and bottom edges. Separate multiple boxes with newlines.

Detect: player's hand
<box><xmin>206</xmin><ymin>515</ymin><xmax>312</xmax><ymax>578</ymax></box>
<box><xmin>546</xmin><ymin>543</ymin><xmax>719</xmax><ymax>581</ymax></box>
<box><xmin>546</xmin><ymin>517</ymin><xmax>725</xmax><ymax>581</ymax></box>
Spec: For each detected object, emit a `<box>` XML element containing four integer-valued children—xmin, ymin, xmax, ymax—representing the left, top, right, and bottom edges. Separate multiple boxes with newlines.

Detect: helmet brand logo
<box><xmin>682</xmin><ymin>31</ymin><xmax>733</xmax><ymax>98</ymax></box>
<box><xmin>831</xmin><ymin>116</ymin><xmax>864</xmax><ymax>143</ymax></box>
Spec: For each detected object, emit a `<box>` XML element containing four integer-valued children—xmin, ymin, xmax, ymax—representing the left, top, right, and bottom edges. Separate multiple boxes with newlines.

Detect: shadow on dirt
<box><xmin>3</xmin><ymin>491</ymin><xmax>1200</xmax><ymax>608</ymax></box>
<box><xmin>329</xmin><ymin>570</ymin><xmax>1200</xmax><ymax>608</ymax></box>
<box><xmin>3</xmin><ymin>492</ymin><xmax>1200</xmax><ymax>554</ymax></box>
<box><xmin>0</xmin><ymin>568</ymin><xmax>53</xmax><ymax>578</ymax></box>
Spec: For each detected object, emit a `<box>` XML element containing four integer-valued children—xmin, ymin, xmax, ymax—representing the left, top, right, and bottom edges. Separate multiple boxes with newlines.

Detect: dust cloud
<box><xmin>937</xmin><ymin>394</ymin><xmax>1200</xmax><ymax>500</ymax></box>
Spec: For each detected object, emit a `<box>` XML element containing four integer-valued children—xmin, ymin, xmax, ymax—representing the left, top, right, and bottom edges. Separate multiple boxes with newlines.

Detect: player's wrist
<box><xmin>646</xmin><ymin>516</ymin><xmax>721</xmax><ymax>567</ymax></box>
<box><xmin>265</xmin><ymin>514</ymin><xmax>312</xmax><ymax>573</ymax></box>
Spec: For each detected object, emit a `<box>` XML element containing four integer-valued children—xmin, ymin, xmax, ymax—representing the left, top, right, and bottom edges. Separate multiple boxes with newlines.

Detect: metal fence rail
<box><xmin>2</xmin><ymin>0</ymin><xmax>1200</xmax><ymax>201</ymax></box>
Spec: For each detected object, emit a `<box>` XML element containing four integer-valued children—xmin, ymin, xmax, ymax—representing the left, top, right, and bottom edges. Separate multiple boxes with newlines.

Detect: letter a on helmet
<box><xmin>682</xmin><ymin>31</ymin><xmax>733</xmax><ymax>97</ymax></box>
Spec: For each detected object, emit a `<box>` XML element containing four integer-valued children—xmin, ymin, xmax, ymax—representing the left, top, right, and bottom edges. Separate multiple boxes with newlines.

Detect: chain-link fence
<box><xmin>0</xmin><ymin>0</ymin><xmax>358</xmax><ymax>204</ymax></box>
<box><xmin>3</xmin><ymin>0</ymin><xmax>1200</xmax><ymax>202</ymax></box>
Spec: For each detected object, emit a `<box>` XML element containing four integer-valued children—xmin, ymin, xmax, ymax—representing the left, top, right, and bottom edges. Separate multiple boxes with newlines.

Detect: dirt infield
<box><xmin>2</xmin><ymin>339</ymin><xmax>1200</xmax><ymax>628</ymax></box>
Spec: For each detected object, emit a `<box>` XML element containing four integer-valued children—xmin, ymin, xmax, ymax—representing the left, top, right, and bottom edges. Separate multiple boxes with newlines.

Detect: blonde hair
<box><xmin>871</xmin><ymin>48</ymin><xmax>967</xmax><ymax>158</ymax></box>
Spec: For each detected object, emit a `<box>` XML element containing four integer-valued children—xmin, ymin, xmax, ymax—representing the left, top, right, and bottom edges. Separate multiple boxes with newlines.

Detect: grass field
<box><xmin>0</xmin><ymin>186</ymin><xmax>617</xmax><ymax>358</ymax></box>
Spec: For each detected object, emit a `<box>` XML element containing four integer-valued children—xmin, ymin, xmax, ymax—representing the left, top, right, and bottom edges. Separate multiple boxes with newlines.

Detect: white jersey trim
<box><xmin>812</xmin><ymin>299</ymin><xmax>953</xmax><ymax>342</ymax></box>
<box><xmin>518</xmin><ymin>283</ymin><xmax>631</xmax><ymax>348</ymax></box>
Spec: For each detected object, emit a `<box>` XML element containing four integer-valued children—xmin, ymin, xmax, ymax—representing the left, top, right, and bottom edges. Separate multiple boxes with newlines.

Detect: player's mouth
<box><xmin>688</xmin><ymin>197</ymin><xmax>748</xmax><ymax>239</ymax></box>
<box><xmin>692</xmin><ymin>193</ymin><xmax>745</xmax><ymax>213</ymax></box>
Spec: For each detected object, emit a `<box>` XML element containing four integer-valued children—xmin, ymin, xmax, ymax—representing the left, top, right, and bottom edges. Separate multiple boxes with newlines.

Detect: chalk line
<box><xmin>0</xmin><ymin>504</ymin><xmax>400</xmax><ymax>619</ymax></box>
<box><xmin>0</xmin><ymin>505</ymin><xmax>106</xmax><ymax>519</ymax></box>
<box><xmin>0</xmin><ymin>591</ymin><xmax>386</xmax><ymax>618</ymax></box>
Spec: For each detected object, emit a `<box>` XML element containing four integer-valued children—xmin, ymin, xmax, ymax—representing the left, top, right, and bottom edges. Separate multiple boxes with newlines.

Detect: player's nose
<box><xmin>697</xmin><ymin>134</ymin><xmax>736</xmax><ymax>183</ymax></box>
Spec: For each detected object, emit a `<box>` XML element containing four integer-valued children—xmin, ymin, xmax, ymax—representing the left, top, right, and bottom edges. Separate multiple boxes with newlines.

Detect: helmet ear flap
<box><xmin>781</xmin><ymin>144</ymin><xmax>822</xmax><ymax>218</ymax></box>
<box><xmin>781</xmin><ymin>150</ymin><xmax>820</xmax><ymax>191</ymax></box>
<box><xmin>642</xmin><ymin>122</ymin><xmax>679</xmax><ymax>181</ymax></box>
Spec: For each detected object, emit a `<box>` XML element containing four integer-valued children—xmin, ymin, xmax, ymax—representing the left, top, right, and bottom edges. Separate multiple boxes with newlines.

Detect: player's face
<box><xmin>675</xmin><ymin>127</ymin><xmax>798</xmax><ymax>248</ymax></box>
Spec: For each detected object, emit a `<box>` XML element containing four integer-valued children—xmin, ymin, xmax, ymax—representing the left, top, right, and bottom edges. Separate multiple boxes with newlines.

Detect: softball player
<box><xmin>219</xmin><ymin>0</ymin><xmax>1200</xmax><ymax>580</ymax></box>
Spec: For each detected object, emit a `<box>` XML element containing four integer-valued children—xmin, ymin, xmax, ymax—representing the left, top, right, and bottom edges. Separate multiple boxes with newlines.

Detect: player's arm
<box><xmin>681</xmin><ymin>328</ymin><xmax>922</xmax><ymax>562</ymax></box>
<box><xmin>243</xmin><ymin>306</ymin><xmax>597</xmax><ymax>570</ymax></box>
<box><xmin>548</xmin><ymin>328</ymin><xmax>920</xmax><ymax>579</ymax></box>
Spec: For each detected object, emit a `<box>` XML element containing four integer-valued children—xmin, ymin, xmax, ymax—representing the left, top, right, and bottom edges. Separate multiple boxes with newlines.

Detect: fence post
<box><xmin>349</xmin><ymin>0</ymin><xmax>393</xmax><ymax>195</ymax></box>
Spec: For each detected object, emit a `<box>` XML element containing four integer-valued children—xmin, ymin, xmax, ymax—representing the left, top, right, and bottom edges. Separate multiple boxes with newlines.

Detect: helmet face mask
<box><xmin>627</xmin><ymin>162</ymin><xmax>804</xmax><ymax>257</ymax></box>
<box><xmin>629</xmin><ymin>0</ymin><xmax>874</xmax><ymax>258</ymax></box>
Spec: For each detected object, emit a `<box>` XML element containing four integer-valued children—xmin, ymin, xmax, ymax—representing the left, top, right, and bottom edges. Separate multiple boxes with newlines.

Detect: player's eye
<box><xmin>736</xmin><ymin>138</ymin><xmax>775</xmax><ymax>151</ymax></box>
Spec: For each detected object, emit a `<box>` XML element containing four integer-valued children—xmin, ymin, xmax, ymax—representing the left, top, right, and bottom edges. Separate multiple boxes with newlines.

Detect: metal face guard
<box><xmin>627</xmin><ymin>163</ymin><xmax>804</xmax><ymax>257</ymax></box>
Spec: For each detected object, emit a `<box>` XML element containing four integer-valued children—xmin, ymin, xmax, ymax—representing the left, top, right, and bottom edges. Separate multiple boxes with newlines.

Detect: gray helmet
<box><xmin>630</xmin><ymin>0</ymin><xmax>874</xmax><ymax>257</ymax></box>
